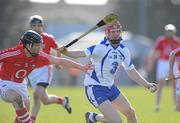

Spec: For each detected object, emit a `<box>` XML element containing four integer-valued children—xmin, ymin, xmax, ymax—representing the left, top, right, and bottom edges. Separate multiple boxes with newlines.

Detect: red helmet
<box><xmin>105</xmin><ymin>20</ymin><xmax>122</xmax><ymax>43</ymax></box>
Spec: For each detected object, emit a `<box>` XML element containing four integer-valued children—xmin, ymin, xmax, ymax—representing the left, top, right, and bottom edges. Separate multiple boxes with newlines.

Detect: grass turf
<box><xmin>0</xmin><ymin>86</ymin><xmax>180</xmax><ymax>123</ymax></box>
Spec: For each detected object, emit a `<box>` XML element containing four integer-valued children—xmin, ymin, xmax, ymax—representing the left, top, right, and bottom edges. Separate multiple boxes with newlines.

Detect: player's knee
<box><xmin>13</xmin><ymin>94</ymin><xmax>23</xmax><ymax>108</ymax></box>
<box><xmin>41</xmin><ymin>99</ymin><xmax>50</xmax><ymax>105</ymax></box>
<box><xmin>13</xmin><ymin>94</ymin><xmax>23</xmax><ymax>103</ymax></box>
<box><xmin>40</xmin><ymin>96</ymin><xmax>50</xmax><ymax>105</ymax></box>
<box><xmin>124</xmin><ymin>107</ymin><xmax>136</xmax><ymax>118</ymax></box>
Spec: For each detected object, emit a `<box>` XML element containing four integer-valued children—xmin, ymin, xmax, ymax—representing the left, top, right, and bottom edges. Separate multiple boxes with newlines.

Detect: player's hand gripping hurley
<box><xmin>165</xmin><ymin>76</ymin><xmax>180</xmax><ymax>81</ymax></box>
<box><xmin>65</xmin><ymin>13</ymin><xmax>118</xmax><ymax>48</ymax></box>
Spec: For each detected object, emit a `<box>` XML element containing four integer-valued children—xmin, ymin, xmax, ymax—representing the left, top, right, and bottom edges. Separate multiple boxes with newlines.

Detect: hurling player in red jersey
<box><xmin>27</xmin><ymin>15</ymin><xmax>71</xmax><ymax>122</ymax></box>
<box><xmin>0</xmin><ymin>30</ymin><xmax>92</xmax><ymax>123</ymax></box>
<box><xmin>169</xmin><ymin>47</ymin><xmax>180</xmax><ymax>111</ymax></box>
<box><xmin>147</xmin><ymin>24</ymin><xmax>180</xmax><ymax>111</ymax></box>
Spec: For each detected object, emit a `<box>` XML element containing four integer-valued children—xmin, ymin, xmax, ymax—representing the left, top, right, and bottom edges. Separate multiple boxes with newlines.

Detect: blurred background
<box><xmin>1</xmin><ymin>0</ymin><xmax>180</xmax><ymax>86</ymax></box>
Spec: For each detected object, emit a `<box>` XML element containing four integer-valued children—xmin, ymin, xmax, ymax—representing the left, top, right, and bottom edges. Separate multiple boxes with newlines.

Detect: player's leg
<box><xmin>155</xmin><ymin>60</ymin><xmax>168</xmax><ymax>111</ymax></box>
<box><xmin>14</xmin><ymin>100</ymin><xmax>30</xmax><ymax>123</ymax></box>
<box><xmin>31</xmin><ymin>86</ymin><xmax>41</xmax><ymax>122</ymax></box>
<box><xmin>31</xmin><ymin>85</ymin><xmax>72</xmax><ymax>122</ymax></box>
<box><xmin>155</xmin><ymin>79</ymin><xmax>164</xmax><ymax>111</ymax></box>
<box><xmin>36</xmin><ymin>85</ymin><xmax>71</xmax><ymax>111</ymax></box>
<box><xmin>85</xmin><ymin>85</ymin><xmax>122</xmax><ymax>123</ymax></box>
<box><xmin>1</xmin><ymin>88</ymin><xmax>31</xmax><ymax>123</ymax></box>
<box><xmin>14</xmin><ymin>98</ymin><xmax>30</xmax><ymax>123</ymax></box>
<box><xmin>30</xmin><ymin>66</ymin><xmax>72</xmax><ymax>122</ymax></box>
<box><xmin>11</xmin><ymin>82</ymin><xmax>31</xmax><ymax>123</ymax></box>
<box><xmin>172</xmin><ymin>63</ymin><xmax>178</xmax><ymax>109</ymax></box>
<box><xmin>176</xmin><ymin>95</ymin><xmax>180</xmax><ymax>111</ymax></box>
<box><xmin>112</xmin><ymin>92</ymin><xmax>137</xmax><ymax>123</ymax></box>
<box><xmin>97</xmin><ymin>100</ymin><xmax>122</xmax><ymax>123</ymax></box>
<box><xmin>175</xmin><ymin>79</ymin><xmax>180</xmax><ymax>111</ymax></box>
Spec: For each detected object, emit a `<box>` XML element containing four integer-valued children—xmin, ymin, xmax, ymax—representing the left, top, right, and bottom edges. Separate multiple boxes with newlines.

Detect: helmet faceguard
<box><xmin>29</xmin><ymin>15</ymin><xmax>44</xmax><ymax>33</ymax></box>
<box><xmin>105</xmin><ymin>20</ymin><xmax>122</xmax><ymax>44</ymax></box>
<box><xmin>29</xmin><ymin>15</ymin><xmax>43</xmax><ymax>26</ymax></box>
<box><xmin>21</xmin><ymin>30</ymin><xmax>42</xmax><ymax>57</ymax></box>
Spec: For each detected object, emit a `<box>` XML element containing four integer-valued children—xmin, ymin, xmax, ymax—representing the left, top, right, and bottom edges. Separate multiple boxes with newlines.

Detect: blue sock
<box><xmin>92</xmin><ymin>112</ymin><xmax>98</xmax><ymax>122</ymax></box>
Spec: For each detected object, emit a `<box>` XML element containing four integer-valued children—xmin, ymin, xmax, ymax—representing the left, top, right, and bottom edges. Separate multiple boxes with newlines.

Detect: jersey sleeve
<box><xmin>84</xmin><ymin>45</ymin><xmax>96</xmax><ymax>57</ymax></box>
<box><xmin>39</xmin><ymin>51</ymin><xmax>51</xmax><ymax>61</ymax></box>
<box><xmin>174</xmin><ymin>47</ymin><xmax>180</xmax><ymax>56</ymax></box>
<box><xmin>121</xmin><ymin>47</ymin><xmax>134</xmax><ymax>70</ymax></box>
<box><xmin>154</xmin><ymin>37</ymin><xmax>163</xmax><ymax>50</ymax></box>
<box><xmin>0</xmin><ymin>48</ymin><xmax>21</xmax><ymax>63</ymax></box>
<box><xmin>0</xmin><ymin>50</ymin><xmax>6</xmax><ymax>63</ymax></box>
<box><xmin>48</xmin><ymin>35</ymin><xmax>59</xmax><ymax>49</ymax></box>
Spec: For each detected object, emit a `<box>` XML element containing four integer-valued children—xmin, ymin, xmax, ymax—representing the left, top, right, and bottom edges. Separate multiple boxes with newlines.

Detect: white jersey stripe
<box><xmin>101</xmin><ymin>49</ymin><xmax>112</xmax><ymax>78</ymax></box>
<box><xmin>0</xmin><ymin>50</ymin><xmax>20</xmax><ymax>61</ymax></box>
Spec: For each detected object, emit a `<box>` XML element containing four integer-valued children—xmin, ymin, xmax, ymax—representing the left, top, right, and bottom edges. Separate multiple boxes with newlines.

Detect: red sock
<box><xmin>31</xmin><ymin>116</ymin><xmax>36</xmax><ymax>123</ymax></box>
<box><xmin>57</xmin><ymin>96</ymin><xmax>63</xmax><ymax>104</ymax></box>
<box><xmin>16</xmin><ymin>108</ymin><xmax>31</xmax><ymax>123</ymax></box>
<box><xmin>14</xmin><ymin>117</ymin><xmax>21</xmax><ymax>123</ymax></box>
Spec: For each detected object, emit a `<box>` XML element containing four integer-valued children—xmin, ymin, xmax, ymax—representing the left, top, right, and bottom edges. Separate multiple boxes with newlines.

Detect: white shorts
<box><xmin>27</xmin><ymin>65</ymin><xmax>53</xmax><ymax>88</ymax></box>
<box><xmin>0</xmin><ymin>80</ymin><xmax>29</xmax><ymax>101</ymax></box>
<box><xmin>156</xmin><ymin>60</ymin><xmax>178</xmax><ymax>80</ymax></box>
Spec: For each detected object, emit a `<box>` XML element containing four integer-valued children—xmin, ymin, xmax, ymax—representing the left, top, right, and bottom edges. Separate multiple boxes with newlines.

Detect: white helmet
<box><xmin>164</xmin><ymin>24</ymin><xmax>176</xmax><ymax>33</ymax></box>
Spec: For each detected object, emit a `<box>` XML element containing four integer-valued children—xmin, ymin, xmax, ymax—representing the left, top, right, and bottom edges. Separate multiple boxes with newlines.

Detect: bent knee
<box><xmin>33</xmin><ymin>88</ymin><xmax>45</xmax><ymax>99</ymax></box>
<box><xmin>40</xmin><ymin>96</ymin><xmax>50</xmax><ymax>105</ymax></box>
<box><xmin>13</xmin><ymin>94</ymin><xmax>23</xmax><ymax>103</ymax></box>
<box><xmin>13</xmin><ymin>94</ymin><xmax>24</xmax><ymax>108</ymax></box>
<box><xmin>124</xmin><ymin>107</ymin><xmax>136</xmax><ymax>117</ymax></box>
<box><xmin>41</xmin><ymin>99</ymin><xmax>50</xmax><ymax>105</ymax></box>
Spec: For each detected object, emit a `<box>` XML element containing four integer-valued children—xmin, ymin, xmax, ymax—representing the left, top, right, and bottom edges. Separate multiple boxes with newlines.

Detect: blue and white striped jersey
<box><xmin>83</xmin><ymin>37</ymin><xmax>134</xmax><ymax>86</ymax></box>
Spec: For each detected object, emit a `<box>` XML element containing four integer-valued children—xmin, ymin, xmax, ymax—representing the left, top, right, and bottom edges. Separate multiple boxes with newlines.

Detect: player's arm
<box><xmin>53</xmin><ymin>45</ymin><xmax>63</xmax><ymax>69</ymax></box>
<box><xmin>169</xmin><ymin>47</ymin><xmax>180</xmax><ymax>80</ymax></box>
<box><xmin>48</xmin><ymin>53</ymin><xmax>92</xmax><ymax>72</ymax></box>
<box><xmin>58</xmin><ymin>46</ymin><xmax>86</xmax><ymax>58</ymax></box>
<box><xmin>146</xmin><ymin>48</ymin><xmax>160</xmax><ymax>73</ymax></box>
<box><xmin>127</xmin><ymin>68</ymin><xmax>155</xmax><ymax>89</ymax></box>
<box><xmin>64</xmin><ymin>50</ymin><xmax>86</xmax><ymax>58</ymax></box>
<box><xmin>122</xmin><ymin>48</ymin><xmax>157</xmax><ymax>91</ymax></box>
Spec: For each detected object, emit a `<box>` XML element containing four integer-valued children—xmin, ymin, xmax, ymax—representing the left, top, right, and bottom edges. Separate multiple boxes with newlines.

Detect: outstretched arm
<box><xmin>50</xmin><ymin>56</ymin><xmax>92</xmax><ymax>73</ymax></box>
<box><xmin>58</xmin><ymin>46</ymin><xmax>86</xmax><ymax>58</ymax></box>
<box><xmin>169</xmin><ymin>51</ymin><xmax>176</xmax><ymax>81</ymax></box>
<box><xmin>146</xmin><ymin>48</ymin><xmax>159</xmax><ymax>73</ymax></box>
<box><xmin>127</xmin><ymin>68</ymin><xmax>157</xmax><ymax>92</ymax></box>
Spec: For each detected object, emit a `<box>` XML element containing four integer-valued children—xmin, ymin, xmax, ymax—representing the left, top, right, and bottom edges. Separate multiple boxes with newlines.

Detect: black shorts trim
<box><xmin>37</xmin><ymin>83</ymin><xmax>49</xmax><ymax>88</ymax></box>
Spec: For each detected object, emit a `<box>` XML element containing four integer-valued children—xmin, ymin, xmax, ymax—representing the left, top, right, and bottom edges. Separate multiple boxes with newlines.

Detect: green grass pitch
<box><xmin>0</xmin><ymin>86</ymin><xmax>180</xmax><ymax>123</ymax></box>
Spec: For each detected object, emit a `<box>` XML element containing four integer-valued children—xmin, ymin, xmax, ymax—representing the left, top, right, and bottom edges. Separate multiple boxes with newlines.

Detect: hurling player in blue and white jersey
<box><xmin>60</xmin><ymin>19</ymin><xmax>158</xmax><ymax>123</ymax></box>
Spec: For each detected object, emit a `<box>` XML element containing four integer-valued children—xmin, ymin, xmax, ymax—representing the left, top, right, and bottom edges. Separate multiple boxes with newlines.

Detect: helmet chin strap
<box><xmin>24</xmin><ymin>45</ymin><xmax>38</xmax><ymax>57</ymax></box>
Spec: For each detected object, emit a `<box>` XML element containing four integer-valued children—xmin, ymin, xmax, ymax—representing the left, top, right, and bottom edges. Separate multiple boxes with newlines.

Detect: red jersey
<box><xmin>41</xmin><ymin>32</ymin><xmax>58</xmax><ymax>54</ymax></box>
<box><xmin>155</xmin><ymin>36</ymin><xmax>180</xmax><ymax>60</ymax></box>
<box><xmin>0</xmin><ymin>44</ymin><xmax>50</xmax><ymax>83</ymax></box>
